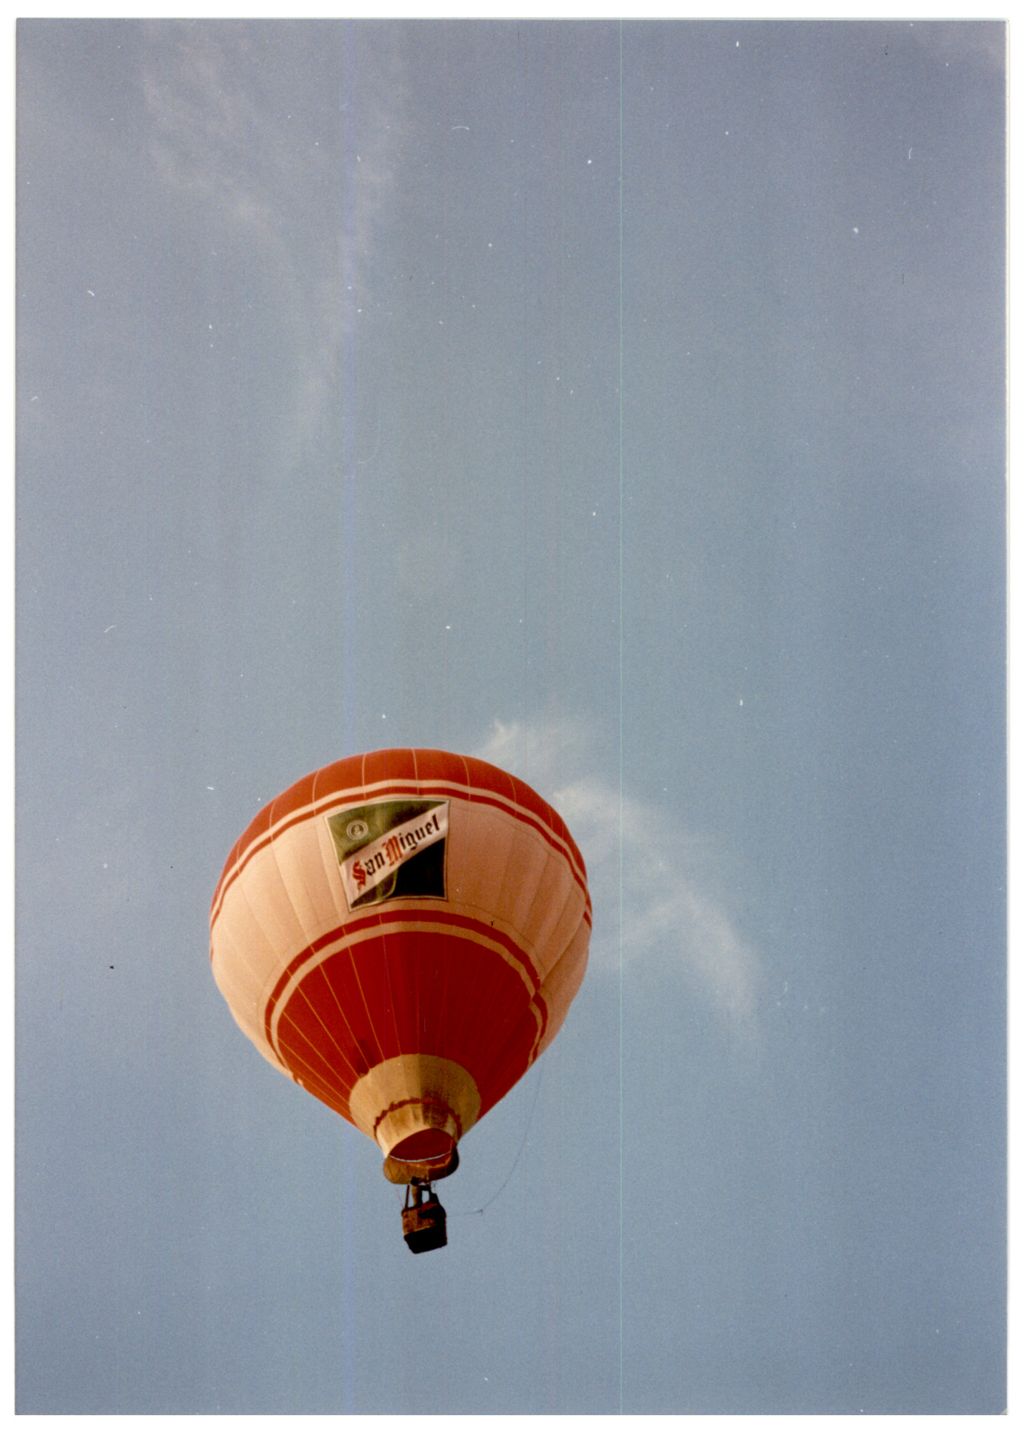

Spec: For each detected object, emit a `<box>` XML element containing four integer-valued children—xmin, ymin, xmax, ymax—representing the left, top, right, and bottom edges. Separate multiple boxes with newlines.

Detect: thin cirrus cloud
<box><xmin>474</xmin><ymin>716</ymin><xmax>761</xmax><ymax>1039</ymax></box>
<box><xmin>139</xmin><ymin>22</ymin><xmax>405</xmax><ymax>452</ymax></box>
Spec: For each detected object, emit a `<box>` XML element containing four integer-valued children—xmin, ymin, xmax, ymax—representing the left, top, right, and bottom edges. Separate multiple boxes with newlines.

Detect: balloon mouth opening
<box><xmin>383</xmin><ymin>1127</ymin><xmax>460</xmax><ymax>1184</ymax></box>
<box><xmin>389</xmin><ymin>1127</ymin><xmax>456</xmax><ymax>1163</ymax></box>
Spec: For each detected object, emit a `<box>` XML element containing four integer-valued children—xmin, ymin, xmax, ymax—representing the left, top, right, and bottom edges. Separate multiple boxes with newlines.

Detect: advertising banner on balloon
<box><xmin>326</xmin><ymin>799</ymin><xmax>449</xmax><ymax>908</ymax></box>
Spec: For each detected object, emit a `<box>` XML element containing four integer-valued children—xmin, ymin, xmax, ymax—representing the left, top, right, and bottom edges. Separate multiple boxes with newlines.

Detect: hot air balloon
<box><xmin>210</xmin><ymin>748</ymin><xmax>591</xmax><ymax>1253</ymax></box>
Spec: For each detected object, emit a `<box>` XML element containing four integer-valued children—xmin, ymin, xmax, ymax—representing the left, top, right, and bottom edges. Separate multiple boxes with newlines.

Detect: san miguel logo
<box><xmin>325</xmin><ymin>799</ymin><xmax>449</xmax><ymax>910</ymax></box>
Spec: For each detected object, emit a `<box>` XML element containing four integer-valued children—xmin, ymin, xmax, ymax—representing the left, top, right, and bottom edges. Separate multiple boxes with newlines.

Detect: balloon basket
<box><xmin>401</xmin><ymin>1182</ymin><xmax>447</xmax><ymax>1254</ymax></box>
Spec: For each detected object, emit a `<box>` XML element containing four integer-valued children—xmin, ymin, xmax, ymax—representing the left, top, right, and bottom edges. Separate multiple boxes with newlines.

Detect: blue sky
<box><xmin>15</xmin><ymin>18</ymin><xmax>1004</xmax><ymax>1414</ymax></box>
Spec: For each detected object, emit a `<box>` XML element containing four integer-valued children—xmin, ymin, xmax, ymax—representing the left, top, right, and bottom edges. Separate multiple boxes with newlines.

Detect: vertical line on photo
<box><xmin>617</xmin><ymin>16</ymin><xmax>626</xmax><ymax>1418</ymax></box>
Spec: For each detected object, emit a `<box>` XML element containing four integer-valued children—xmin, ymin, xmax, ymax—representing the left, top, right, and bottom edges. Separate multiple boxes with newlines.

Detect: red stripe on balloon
<box><xmin>268</xmin><ymin>928</ymin><xmax>551</xmax><ymax>1124</ymax></box>
<box><xmin>261</xmin><ymin>909</ymin><xmax>550</xmax><ymax>1056</ymax></box>
<box><xmin>211</xmin><ymin>780</ymin><xmax>589</xmax><ymax>927</ymax></box>
<box><xmin>211</xmin><ymin>751</ymin><xmax>586</xmax><ymax>892</ymax></box>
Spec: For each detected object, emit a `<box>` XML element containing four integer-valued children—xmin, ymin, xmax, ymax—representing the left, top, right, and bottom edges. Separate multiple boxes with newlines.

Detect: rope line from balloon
<box><xmin>447</xmin><ymin>1063</ymin><xmax>545</xmax><ymax>1218</ymax></box>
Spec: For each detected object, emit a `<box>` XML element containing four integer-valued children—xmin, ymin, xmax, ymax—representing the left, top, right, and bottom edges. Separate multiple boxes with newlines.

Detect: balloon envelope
<box><xmin>210</xmin><ymin>748</ymin><xmax>591</xmax><ymax>1177</ymax></box>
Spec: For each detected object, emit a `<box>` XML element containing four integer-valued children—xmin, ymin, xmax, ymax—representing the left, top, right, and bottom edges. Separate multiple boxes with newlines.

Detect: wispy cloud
<box><xmin>475</xmin><ymin>715</ymin><xmax>761</xmax><ymax>1040</ymax></box>
<box><xmin>140</xmin><ymin>22</ymin><xmax>405</xmax><ymax>454</ymax></box>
